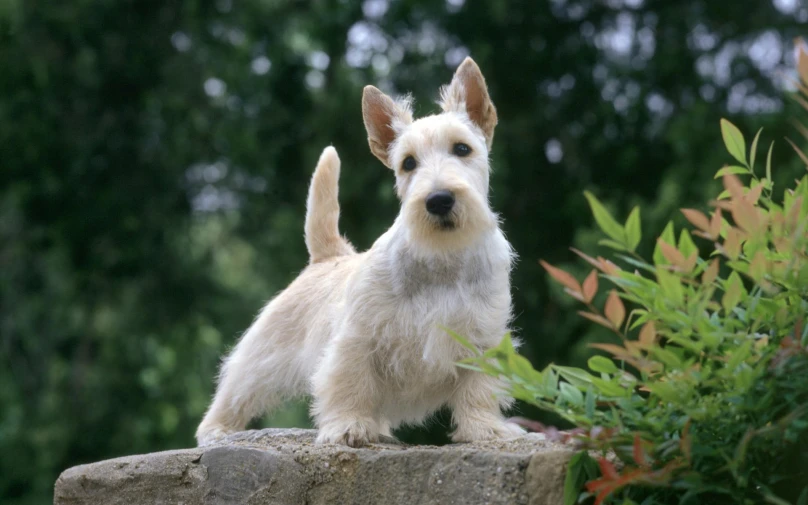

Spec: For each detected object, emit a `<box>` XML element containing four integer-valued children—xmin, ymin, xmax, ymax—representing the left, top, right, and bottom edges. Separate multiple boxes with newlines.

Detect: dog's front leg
<box><xmin>449</xmin><ymin>371</ymin><xmax>525</xmax><ymax>443</ymax></box>
<box><xmin>311</xmin><ymin>334</ymin><xmax>383</xmax><ymax>447</ymax></box>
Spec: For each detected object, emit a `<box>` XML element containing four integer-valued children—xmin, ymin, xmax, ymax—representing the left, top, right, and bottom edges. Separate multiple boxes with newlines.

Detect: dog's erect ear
<box><xmin>362</xmin><ymin>86</ymin><xmax>413</xmax><ymax>168</ymax></box>
<box><xmin>440</xmin><ymin>57</ymin><xmax>498</xmax><ymax>149</ymax></box>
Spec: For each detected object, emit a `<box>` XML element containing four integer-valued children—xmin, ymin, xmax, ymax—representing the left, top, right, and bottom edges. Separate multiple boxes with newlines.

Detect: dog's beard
<box><xmin>412</xmin><ymin>206</ymin><xmax>462</xmax><ymax>234</ymax></box>
<box><xmin>433</xmin><ymin>213</ymin><xmax>457</xmax><ymax>231</ymax></box>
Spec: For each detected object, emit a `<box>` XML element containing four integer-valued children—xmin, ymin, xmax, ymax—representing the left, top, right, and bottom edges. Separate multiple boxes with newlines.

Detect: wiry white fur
<box><xmin>196</xmin><ymin>57</ymin><xmax>523</xmax><ymax>448</ymax></box>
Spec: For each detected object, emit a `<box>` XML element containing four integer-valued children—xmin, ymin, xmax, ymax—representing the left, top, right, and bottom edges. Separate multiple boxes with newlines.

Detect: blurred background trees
<box><xmin>1</xmin><ymin>0</ymin><xmax>806</xmax><ymax>503</ymax></box>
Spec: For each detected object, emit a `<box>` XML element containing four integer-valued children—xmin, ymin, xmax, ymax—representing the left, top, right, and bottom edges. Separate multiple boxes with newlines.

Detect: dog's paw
<box><xmin>196</xmin><ymin>426</ymin><xmax>234</xmax><ymax>447</ymax></box>
<box><xmin>502</xmin><ymin>421</ymin><xmax>528</xmax><ymax>437</ymax></box>
<box><xmin>451</xmin><ymin>420</ymin><xmax>526</xmax><ymax>443</ymax></box>
<box><xmin>316</xmin><ymin>419</ymin><xmax>379</xmax><ymax>448</ymax></box>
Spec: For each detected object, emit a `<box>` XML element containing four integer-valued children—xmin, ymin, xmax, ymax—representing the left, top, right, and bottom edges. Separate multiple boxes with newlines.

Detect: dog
<box><xmin>195</xmin><ymin>57</ymin><xmax>524</xmax><ymax>447</ymax></box>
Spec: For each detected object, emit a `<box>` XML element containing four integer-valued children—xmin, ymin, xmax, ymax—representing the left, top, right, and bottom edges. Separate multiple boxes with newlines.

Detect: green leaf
<box><xmin>598</xmin><ymin>239</ymin><xmax>628</xmax><ymax>252</ymax></box>
<box><xmin>722</xmin><ymin>271</ymin><xmax>746</xmax><ymax>314</ymax></box>
<box><xmin>584</xmin><ymin>386</ymin><xmax>596</xmax><ymax>418</ymax></box>
<box><xmin>713</xmin><ymin>165</ymin><xmax>749</xmax><ymax>179</ymax></box>
<box><xmin>559</xmin><ymin>382</ymin><xmax>584</xmax><ymax>407</ymax></box>
<box><xmin>678</xmin><ymin>229</ymin><xmax>698</xmax><ymax>258</ymax></box>
<box><xmin>629</xmin><ymin>310</ymin><xmax>650</xmax><ymax>330</ymax></box>
<box><xmin>766</xmin><ymin>141</ymin><xmax>774</xmax><ymax>183</ymax></box>
<box><xmin>661</xmin><ymin>221</ymin><xmax>676</xmax><ymax>244</ymax></box>
<box><xmin>648</xmin><ymin>345</ymin><xmax>684</xmax><ymax>371</ymax></box>
<box><xmin>796</xmin><ymin>486</ymin><xmax>808</xmax><ymax>505</ymax></box>
<box><xmin>541</xmin><ymin>367</ymin><xmax>560</xmax><ymax>397</ymax></box>
<box><xmin>563</xmin><ymin>452</ymin><xmax>599</xmax><ymax>505</ymax></box>
<box><xmin>617</xmin><ymin>255</ymin><xmax>655</xmax><ymax>273</ymax></box>
<box><xmin>592</xmin><ymin>377</ymin><xmax>629</xmax><ymax>397</ymax></box>
<box><xmin>496</xmin><ymin>332</ymin><xmax>515</xmax><ymax>353</ymax></box>
<box><xmin>455</xmin><ymin>362</ymin><xmax>485</xmax><ymax>373</ymax></box>
<box><xmin>553</xmin><ymin>366</ymin><xmax>596</xmax><ymax>388</ymax></box>
<box><xmin>762</xmin><ymin>492</ymin><xmax>793</xmax><ymax>505</ymax></box>
<box><xmin>624</xmin><ymin>206</ymin><xmax>641</xmax><ymax>252</ymax></box>
<box><xmin>657</xmin><ymin>268</ymin><xmax>684</xmax><ymax>306</ymax></box>
<box><xmin>509</xmin><ymin>354</ymin><xmax>542</xmax><ymax>382</ymax></box>
<box><xmin>749</xmin><ymin>127</ymin><xmax>762</xmax><ymax>171</ymax></box>
<box><xmin>588</xmin><ymin>355</ymin><xmax>618</xmax><ymax>374</ymax></box>
<box><xmin>442</xmin><ymin>327</ymin><xmax>480</xmax><ymax>355</ymax></box>
<box><xmin>584</xmin><ymin>191</ymin><xmax>626</xmax><ymax>244</ymax></box>
<box><xmin>721</xmin><ymin>118</ymin><xmax>747</xmax><ymax>166</ymax></box>
<box><xmin>653</xmin><ymin>222</ymin><xmax>676</xmax><ymax>265</ymax></box>
<box><xmin>646</xmin><ymin>380</ymin><xmax>686</xmax><ymax>402</ymax></box>
<box><xmin>726</xmin><ymin>340</ymin><xmax>753</xmax><ymax>371</ymax></box>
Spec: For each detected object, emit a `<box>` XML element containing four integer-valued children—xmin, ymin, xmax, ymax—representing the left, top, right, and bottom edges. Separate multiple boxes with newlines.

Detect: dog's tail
<box><xmin>305</xmin><ymin>146</ymin><xmax>356</xmax><ymax>263</ymax></box>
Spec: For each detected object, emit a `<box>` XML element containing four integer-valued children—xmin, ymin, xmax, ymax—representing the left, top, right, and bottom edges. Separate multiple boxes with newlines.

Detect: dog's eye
<box><xmin>452</xmin><ymin>143</ymin><xmax>472</xmax><ymax>157</ymax></box>
<box><xmin>402</xmin><ymin>156</ymin><xmax>417</xmax><ymax>172</ymax></box>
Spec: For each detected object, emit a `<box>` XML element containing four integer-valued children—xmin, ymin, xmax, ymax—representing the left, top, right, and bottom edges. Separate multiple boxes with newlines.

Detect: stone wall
<box><xmin>54</xmin><ymin>428</ymin><xmax>572</xmax><ymax>505</ymax></box>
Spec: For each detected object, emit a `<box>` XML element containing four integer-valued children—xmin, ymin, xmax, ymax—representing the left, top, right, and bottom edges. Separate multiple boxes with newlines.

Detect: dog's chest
<box><xmin>392</xmin><ymin>248</ymin><xmax>493</xmax><ymax>299</ymax></box>
<box><xmin>370</xmin><ymin>249</ymin><xmax>510</xmax><ymax>374</ymax></box>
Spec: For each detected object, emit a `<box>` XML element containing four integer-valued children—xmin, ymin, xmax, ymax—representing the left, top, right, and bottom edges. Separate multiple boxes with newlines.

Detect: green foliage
<box><xmin>720</xmin><ymin>119</ymin><xmax>747</xmax><ymax>166</ymax></box>
<box><xmin>458</xmin><ymin>116</ymin><xmax>808</xmax><ymax>504</ymax></box>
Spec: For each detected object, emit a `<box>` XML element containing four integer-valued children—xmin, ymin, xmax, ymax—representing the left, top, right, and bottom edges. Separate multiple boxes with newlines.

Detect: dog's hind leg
<box><xmin>195</xmin><ymin>314</ymin><xmax>304</xmax><ymax>446</ymax></box>
<box><xmin>196</xmin><ymin>146</ymin><xmax>353</xmax><ymax>447</ymax></box>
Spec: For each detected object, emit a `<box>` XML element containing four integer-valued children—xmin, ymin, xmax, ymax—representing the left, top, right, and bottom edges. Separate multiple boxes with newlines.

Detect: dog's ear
<box><xmin>440</xmin><ymin>57</ymin><xmax>498</xmax><ymax>149</ymax></box>
<box><xmin>362</xmin><ymin>86</ymin><xmax>413</xmax><ymax>168</ymax></box>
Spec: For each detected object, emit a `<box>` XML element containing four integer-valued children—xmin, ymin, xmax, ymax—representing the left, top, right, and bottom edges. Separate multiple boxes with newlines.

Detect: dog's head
<box><xmin>362</xmin><ymin>57</ymin><xmax>499</xmax><ymax>250</ymax></box>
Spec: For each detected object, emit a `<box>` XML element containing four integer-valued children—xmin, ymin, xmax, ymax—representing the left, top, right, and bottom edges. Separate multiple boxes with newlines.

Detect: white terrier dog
<box><xmin>196</xmin><ymin>57</ymin><xmax>523</xmax><ymax>447</ymax></box>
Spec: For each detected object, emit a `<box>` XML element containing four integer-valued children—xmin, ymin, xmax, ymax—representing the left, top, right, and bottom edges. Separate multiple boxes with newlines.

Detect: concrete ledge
<box><xmin>54</xmin><ymin>428</ymin><xmax>572</xmax><ymax>505</ymax></box>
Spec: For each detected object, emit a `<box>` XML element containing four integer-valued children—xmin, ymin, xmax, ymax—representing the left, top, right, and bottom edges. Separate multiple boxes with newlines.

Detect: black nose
<box><xmin>425</xmin><ymin>190</ymin><xmax>455</xmax><ymax>216</ymax></box>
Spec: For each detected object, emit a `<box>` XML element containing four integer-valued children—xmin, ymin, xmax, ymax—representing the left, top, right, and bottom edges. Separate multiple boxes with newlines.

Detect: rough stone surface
<box><xmin>54</xmin><ymin>428</ymin><xmax>573</xmax><ymax>505</ymax></box>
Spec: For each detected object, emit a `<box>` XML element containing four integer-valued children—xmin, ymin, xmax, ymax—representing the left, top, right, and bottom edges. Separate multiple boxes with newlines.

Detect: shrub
<box><xmin>453</xmin><ymin>45</ymin><xmax>808</xmax><ymax>505</ymax></box>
